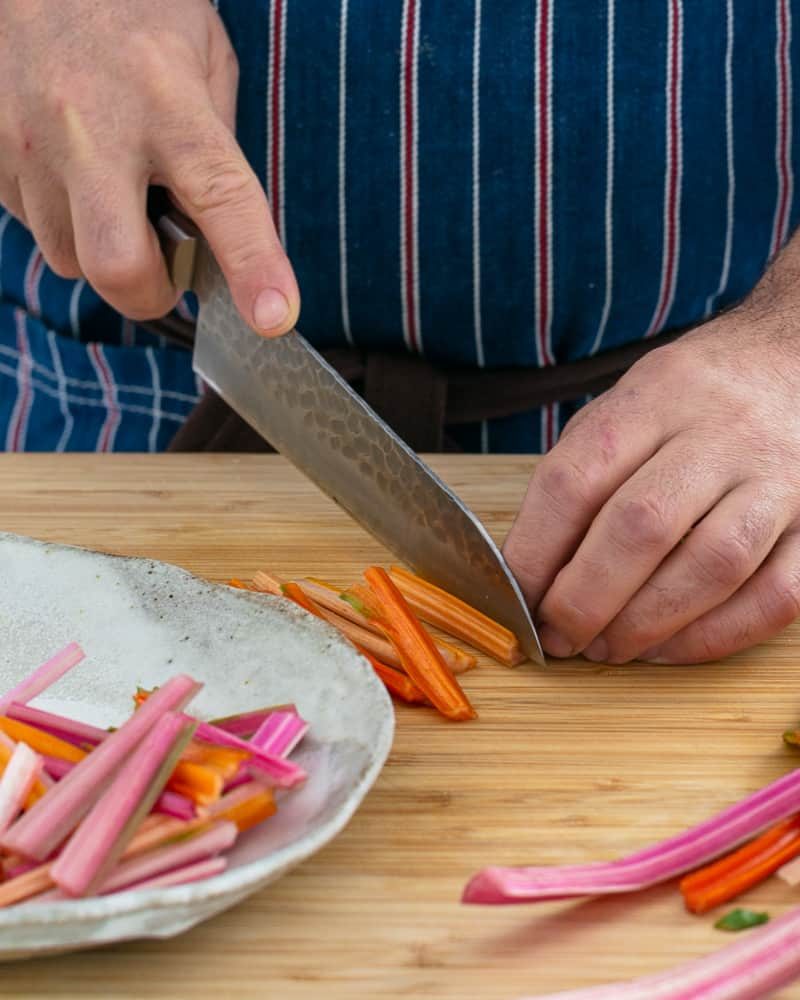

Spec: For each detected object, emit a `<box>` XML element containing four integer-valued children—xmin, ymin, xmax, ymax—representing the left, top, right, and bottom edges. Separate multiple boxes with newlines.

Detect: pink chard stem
<box><xmin>251</xmin><ymin>711</ymin><xmax>309</xmax><ymax>758</ymax></box>
<box><xmin>520</xmin><ymin>905</ymin><xmax>800</xmax><ymax>1000</ymax></box>
<box><xmin>210</xmin><ymin>705</ymin><xmax>297</xmax><ymax>740</ymax></box>
<box><xmin>1</xmin><ymin>674</ymin><xmax>201</xmax><ymax>862</ymax></box>
<box><xmin>124</xmin><ymin>855</ymin><xmax>227</xmax><ymax>893</ymax></box>
<box><xmin>179</xmin><ymin>714</ymin><xmax>306</xmax><ymax>789</ymax></box>
<box><xmin>0</xmin><ymin>643</ymin><xmax>85</xmax><ymax>715</ymax></box>
<box><xmin>463</xmin><ymin>768</ymin><xmax>800</xmax><ymax>904</ymax></box>
<box><xmin>6</xmin><ymin>703</ymin><xmax>106</xmax><ymax>748</ymax></box>
<box><xmin>99</xmin><ymin>820</ymin><xmax>237</xmax><ymax>894</ymax></box>
<box><xmin>37</xmin><ymin>755</ymin><xmax>194</xmax><ymax>820</ymax></box>
<box><xmin>51</xmin><ymin>713</ymin><xmax>197</xmax><ymax>897</ymax></box>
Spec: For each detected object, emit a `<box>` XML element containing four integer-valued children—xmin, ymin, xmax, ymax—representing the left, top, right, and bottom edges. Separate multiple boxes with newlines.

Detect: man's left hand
<box><xmin>504</xmin><ymin>235</ymin><xmax>800</xmax><ymax>664</ymax></box>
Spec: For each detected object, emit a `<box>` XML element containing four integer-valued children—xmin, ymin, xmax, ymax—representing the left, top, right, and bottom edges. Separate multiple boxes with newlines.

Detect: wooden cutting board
<box><xmin>1</xmin><ymin>453</ymin><xmax>800</xmax><ymax>1000</ymax></box>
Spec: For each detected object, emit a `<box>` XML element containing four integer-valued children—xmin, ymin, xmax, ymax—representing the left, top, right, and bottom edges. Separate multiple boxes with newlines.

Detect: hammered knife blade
<box><xmin>158</xmin><ymin>211</ymin><xmax>544</xmax><ymax>664</ymax></box>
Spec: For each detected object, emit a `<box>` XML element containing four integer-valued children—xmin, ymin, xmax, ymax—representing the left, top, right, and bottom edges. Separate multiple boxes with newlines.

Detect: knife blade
<box><xmin>157</xmin><ymin>211</ymin><xmax>544</xmax><ymax>664</ymax></box>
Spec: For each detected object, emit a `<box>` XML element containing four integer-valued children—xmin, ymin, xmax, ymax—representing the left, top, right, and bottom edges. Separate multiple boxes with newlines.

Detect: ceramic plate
<box><xmin>0</xmin><ymin>532</ymin><xmax>394</xmax><ymax>960</ymax></box>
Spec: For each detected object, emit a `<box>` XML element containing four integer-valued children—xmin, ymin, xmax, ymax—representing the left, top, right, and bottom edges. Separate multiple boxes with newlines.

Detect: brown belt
<box><xmin>143</xmin><ymin>315</ymin><xmax>683</xmax><ymax>453</ymax></box>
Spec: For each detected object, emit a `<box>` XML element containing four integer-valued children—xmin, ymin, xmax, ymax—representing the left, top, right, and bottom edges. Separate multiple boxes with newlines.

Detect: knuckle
<box><xmin>543</xmin><ymin>586</ymin><xmax>603</xmax><ymax>641</ymax></box>
<box><xmin>634</xmin><ymin>343</ymin><xmax>686</xmax><ymax>382</ymax></box>
<box><xmin>609</xmin><ymin>494</ymin><xmax>672</xmax><ymax>553</ymax></box>
<box><xmin>83</xmin><ymin>246</ymin><xmax>150</xmax><ymax>296</ymax></box>
<box><xmin>535</xmin><ymin>454</ymin><xmax>601</xmax><ymax>514</ymax></box>
<box><xmin>762</xmin><ymin>567</ymin><xmax>800</xmax><ymax>626</ymax></box>
<box><xmin>689</xmin><ymin>533</ymin><xmax>754</xmax><ymax>590</ymax></box>
<box><xmin>131</xmin><ymin>31</ymin><xmax>194</xmax><ymax>105</ymax></box>
<box><xmin>177</xmin><ymin>157</ymin><xmax>253</xmax><ymax>216</ymax></box>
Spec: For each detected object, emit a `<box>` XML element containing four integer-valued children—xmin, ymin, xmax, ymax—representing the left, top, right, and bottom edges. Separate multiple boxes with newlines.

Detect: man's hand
<box><xmin>504</xmin><ymin>234</ymin><xmax>800</xmax><ymax>664</ymax></box>
<box><xmin>0</xmin><ymin>0</ymin><xmax>298</xmax><ymax>333</ymax></box>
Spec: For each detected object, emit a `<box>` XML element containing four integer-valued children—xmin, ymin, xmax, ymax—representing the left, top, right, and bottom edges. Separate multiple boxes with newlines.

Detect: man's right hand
<box><xmin>0</xmin><ymin>0</ymin><xmax>299</xmax><ymax>335</ymax></box>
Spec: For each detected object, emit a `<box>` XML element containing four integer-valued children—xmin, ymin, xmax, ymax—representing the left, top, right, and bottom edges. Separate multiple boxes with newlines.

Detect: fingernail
<box><xmin>582</xmin><ymin>637</ymin><xmax>609</xmax><ymax>663</ymax></box>
<box><xmin>538</xmin><ymin>625</ymin><xmax>575</xmax><ymax>659</ymax></box>
<box><xmin>639</xmin><ymin>646</ymin><xmax>667</xmax><ymax>664</ymax></box>
<box><xmin>253</xmin><ymin>288</ymin><xmax>291</xmax><ymax>333</ymax></box>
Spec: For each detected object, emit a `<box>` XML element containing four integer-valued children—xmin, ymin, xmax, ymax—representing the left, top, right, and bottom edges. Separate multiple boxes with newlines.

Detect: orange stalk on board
<box><xmin>388</xmin><ymin>565</ymin><xmax>525</xmax><ymax>665</ymax></box>
<box><xmin>680</xmin><ymin>815</ymin><xmax>800</xmax><ymax>914</ymax></box>
<box><xmin>361</xmin><ymin>567</ymin><xmax>476</xmax><ymax>722</ymax></box>
<box><xmin>254</xmin><ymin>572</ymin><xmax>475</xmax><ymax>674</ymax></box>
<box><xmin>278</xmin><ymin>583</ymin><xmax>426</xmax><ymax>704</ymax></box>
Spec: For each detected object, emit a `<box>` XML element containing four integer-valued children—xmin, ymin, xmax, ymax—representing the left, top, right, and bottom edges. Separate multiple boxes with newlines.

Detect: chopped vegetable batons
<box><xmin>0</xmin><ymin>643</ymin><xmax>308</xmax><ymax>905</ymax></box>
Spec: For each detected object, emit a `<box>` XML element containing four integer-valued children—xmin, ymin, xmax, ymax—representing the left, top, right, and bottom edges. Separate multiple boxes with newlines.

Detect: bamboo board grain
<box><xmin>1</xmin><ymin>453</ymin><xmax>800</xmax><ymax>999</ymax></box>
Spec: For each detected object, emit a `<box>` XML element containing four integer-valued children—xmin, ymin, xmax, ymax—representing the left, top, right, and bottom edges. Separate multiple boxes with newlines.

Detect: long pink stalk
<box><xmin>99</xmin><ymin>820</ymin><xmax>237</xmax><ymax>894</ymax></box>
<box><xmin>211</xmin><ymin>704</ymin><xmax>297</xmax><ymax>739</ymax></box>
<box><xmin>51</xmin><ymin>713</ymin><xmax>195</xmax><ymax>896</ymax></box>
<box><xmin>463</xmin><ymin>768</ymin><xmax>800</xmax><ymax>904</ymax></box>
<box><xmin>520</xmin><ymin>905</ymin><xmax>800</xmax><ymax>999</ymax></box>
<box><xmin>1</xmin><ymin>674</ymin><xmax>201</xmax><ymax>861</ymax></box>
<box><xmin>124</xmin><ymin>855</ymin><xmax>227</xmax><ymax>892</ymax></box>
<box><xmin>0</xmin><ymin>643</ymin><xmax>85</xmax><ymax>715</ymax></box>
<box><xmin>251</xmin><ymin>711</ymin><xmax>308</xmax><ymax>757</ymax></box>
<box><xmin>38</xmin><ymin>755</ymin><xmax>194</xmax><ymax>820</ymax></box>
<box><xmin>0</xmin><ymin>744</ymin><xmax>42</xmax><ymax>835</ymax></box>
<box><xmin>6</xmin><ymin>703</ymin><xmax>105</xmax><ymax>748</ymax></box>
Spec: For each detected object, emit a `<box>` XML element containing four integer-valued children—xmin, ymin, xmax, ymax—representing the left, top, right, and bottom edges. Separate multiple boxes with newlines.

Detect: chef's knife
<box><xmin>157</xmin><ymin>209</ymin><xmax>544</xmax><ymax>664</ymax></box>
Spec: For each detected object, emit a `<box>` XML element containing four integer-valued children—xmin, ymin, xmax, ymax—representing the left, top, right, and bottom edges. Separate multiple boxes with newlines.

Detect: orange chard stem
<box><xmin>316</xmin><ymin>608</ymin><xmax>402</xmax><ymax>668</ymax></box>
<box><xmin>681</xmin><ymin>815</ymin><xmax>800</xmax><ymax>895</ymax></box>
<box><xmin>168</xmin><ymin>760</ymin><xmax>224</xmax><ymax>806</ymax></box>
<box><xmin>299</xmin><ymin>579</ymin><xmax>375</xmax><ymax>629</ymax></box>
<box><xmin>180</xmin><ymin>743</ymin><xmax>248</xmax><ymax>781</ymax></box>
<box><xmin>280</xmin><ymin>582</ymin><xmax>427</xmax><ymax>703</ymax></box>
<box><xmin>216</xmin><ymin>789</ymin><xmax>277</xmax><ymax>833</ymax></box>
<box><xmin>281</xmin><ymin>581</ymin><xmax>325</xmax><ymax>617</ymax></box>
<box><xmin>252</xmin><ymin>571</ymin><xmax>284</xmax><ymax>596</ymax></box>
<box><xmin>339</xmin><ymin>584</ymin><xmax>476</xmax><ymax>675</ymax></box>
<box><xmin>282</xmin><ymin>585</ymin><xmax>403</xmax><ymax>667</ymax></box>
<box><xmin>0</xmin><ymin>717</ymin><xmax>86</xmax><ymax>764</ymax></box>
<box><xmin>363</xmin><ymin>566</ymin><xmax>476</xmax><ymax>722</ymax></box>
<box><xmin>388</xmin><ymin>565</ymin><xmax>525</xmax><ymax>666</ymax></box>
<box><xmin>680</xmin><ymin>818</ymin><xmax>800</xmax><ymax>914</ymax></box>
<box><xmin>228</xmin><ymin>578</ymin><xmax>258</xmax><ymax>591</ymax></box>
<box><xmin>359</xmin><ymin>651</ymin><xmax>427</xmax><ymax>704</ymax></box>
<box><xmin>434</xmin><ymin>637</ymin><xmax>477</xmax><ymax>675</ymax></box>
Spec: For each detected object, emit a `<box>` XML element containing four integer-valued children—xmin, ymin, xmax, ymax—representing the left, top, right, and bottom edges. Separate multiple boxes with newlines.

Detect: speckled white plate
<box><xmin>0</xmin><ymin>532</ymin><xmax>394</xmax><ymax>961</ymax></box>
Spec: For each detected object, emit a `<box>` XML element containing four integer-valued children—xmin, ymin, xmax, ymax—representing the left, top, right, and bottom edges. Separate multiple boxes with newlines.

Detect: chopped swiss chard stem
<box><xmin>0</xmin><ymin>643</ymin><xmax>85</xmax><ymax>716</ymax></box>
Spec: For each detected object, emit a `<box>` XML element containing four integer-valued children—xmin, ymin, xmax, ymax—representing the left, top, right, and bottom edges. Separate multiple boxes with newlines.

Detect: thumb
<box><xmin>162</xmin><ymin>114</ymin><xmax>299</xmax><ymax>337</ymax></box>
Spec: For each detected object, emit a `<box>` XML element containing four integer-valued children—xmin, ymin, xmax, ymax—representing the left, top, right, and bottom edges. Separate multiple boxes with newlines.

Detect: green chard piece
<box><xmin>714</xmin><ymin>908</ymin><xmax>770</xmax><ymax>932</ymax></box>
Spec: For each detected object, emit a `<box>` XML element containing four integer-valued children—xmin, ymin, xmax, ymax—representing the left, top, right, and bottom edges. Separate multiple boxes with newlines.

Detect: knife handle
<box><xmin>147</xmin><ymin>187</ymin><xmax>200</xmax><ymax>292</ymax></box>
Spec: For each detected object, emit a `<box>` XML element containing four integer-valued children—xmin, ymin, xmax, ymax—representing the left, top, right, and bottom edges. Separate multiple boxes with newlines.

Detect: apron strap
<box><xmin>147</xmin><ymin>316</ymin><xmax>685</xmax><ymax>453</ymax></box>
